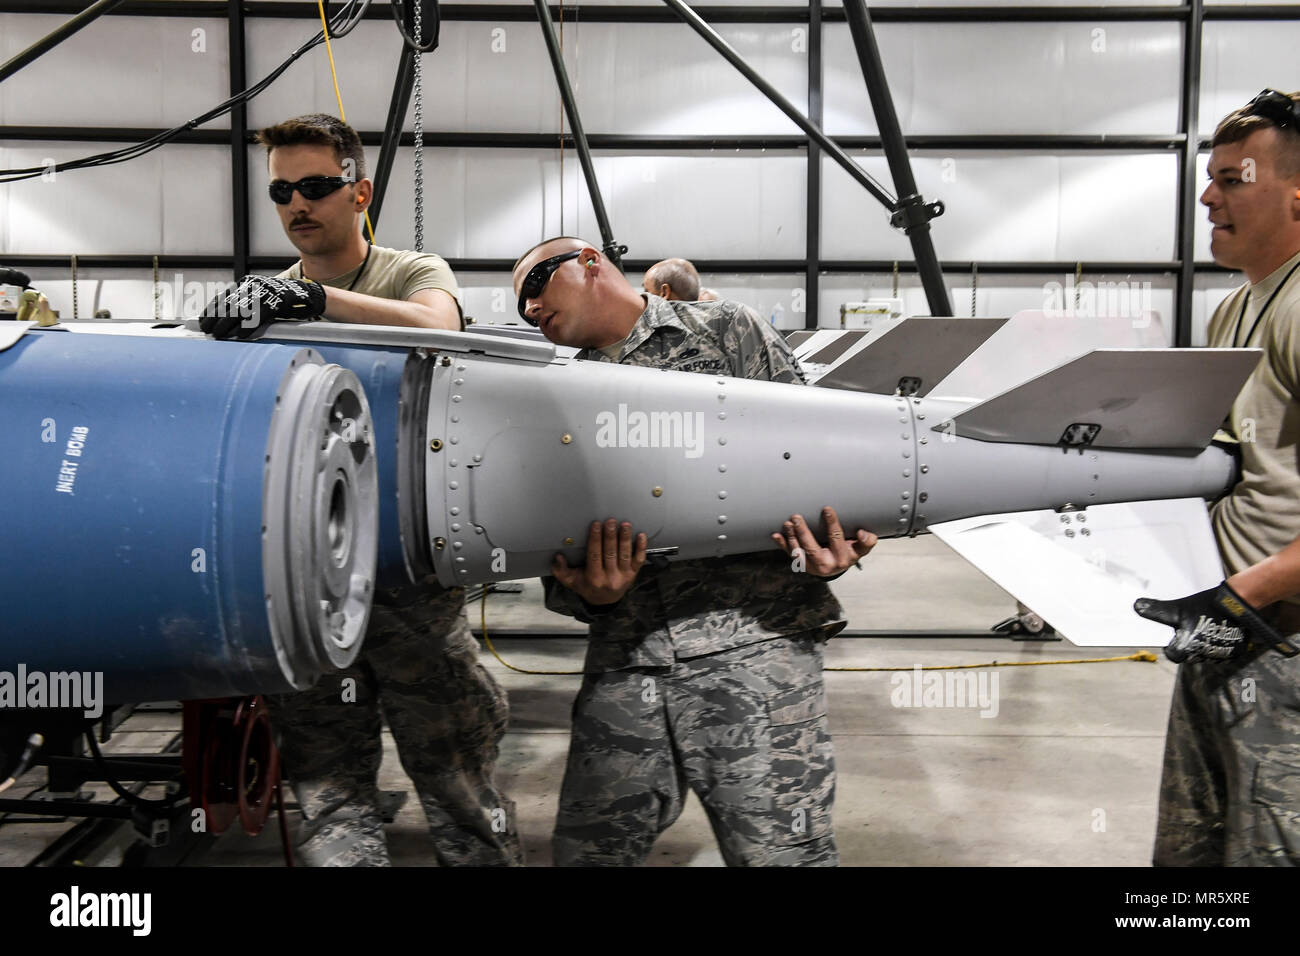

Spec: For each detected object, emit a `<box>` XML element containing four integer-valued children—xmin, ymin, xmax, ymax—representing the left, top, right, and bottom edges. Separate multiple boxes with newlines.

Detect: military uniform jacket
<box><xmin>543</xmin><ymin>294</ymin><xmax>847</xmax><ymax>672</ymax></box>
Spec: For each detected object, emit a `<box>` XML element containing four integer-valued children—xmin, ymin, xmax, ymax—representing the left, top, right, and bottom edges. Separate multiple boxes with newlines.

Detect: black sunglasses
<box><xmin>1245</xmin><ymin>89</ymin><xmax>1300</xmax><ymax>131</ymax></box>
<box><xmin>268</xmin><ymin>176</ymin><xmax>353</xmax><ymax>205</ymax></box>
<box><xmin>517</xmin><ymin>250</ymin><xmax>583</xmax><ymax>323</ymax></box>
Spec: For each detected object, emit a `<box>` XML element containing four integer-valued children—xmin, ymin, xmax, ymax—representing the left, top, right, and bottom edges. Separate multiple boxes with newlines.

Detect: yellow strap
<box><xmin>316</xmin><ymin>0</ymin><xmax>376</xmax><ymax>245</ymax></box>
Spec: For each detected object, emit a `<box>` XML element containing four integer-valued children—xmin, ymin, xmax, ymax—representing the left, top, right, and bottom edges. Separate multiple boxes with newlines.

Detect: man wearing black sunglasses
<box><xmin>512</xmin><ymin>236</ymin><xmax>877</xmax><ymax>867</ymax></box>
<box><xmin>217</xmin><ymin>114</ymin><xmax>522</xmax><ymax>869</ymax></box>
<box><xmin>1135</xmin><ymin>90</ymin><xmax>1300</xmax><ymax>867</ymax></box>
<box><xmin>200</xmin><ymin>112</ymin><xmax>462</xmax><ymax>338</ymax></box>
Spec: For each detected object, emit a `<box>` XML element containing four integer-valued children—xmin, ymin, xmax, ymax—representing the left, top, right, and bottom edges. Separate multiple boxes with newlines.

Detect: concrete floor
<box><xmin>0</xmin><ymin>535</ymin><xmax>1176</xmax><ymax>866</ymax></box>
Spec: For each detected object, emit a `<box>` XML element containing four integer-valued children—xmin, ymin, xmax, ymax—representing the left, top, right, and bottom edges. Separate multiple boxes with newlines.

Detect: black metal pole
<box><xmin>842</xmin><ymin>0</ymin><xmax>951</xmax><ymax>316</ymax></box>
<box><xmin>661</xmin><ymin>0</ymin><xmax>897</xmax><ymax>211</ymax></box>
<box><xmin>805</xmin><ymin>0</ymin><xmax>822</xmax><ymax>331</ymax></box>
<box><xmin>0</xmin><ymin>0</ymin><xmax>128</xmax><ymax>84</ymax></box>
<box><xmin>533</xmin><ymin>0</ymin><xmax>625</xmax><ymax>269</ymax></box>
<box><xmin>370</xmin><ymin>44</ymin><xmax>416</xmax><ymax>233</ymax></box>
<box><xmin>1175</xmin><ymin>0</ymin><xmax>1203</xmax><ymax>348</ymax></box>
<box><xmin>229</xmin><ymin>0</ymin><xmax>249</xmax><ymax>280</ymax></box>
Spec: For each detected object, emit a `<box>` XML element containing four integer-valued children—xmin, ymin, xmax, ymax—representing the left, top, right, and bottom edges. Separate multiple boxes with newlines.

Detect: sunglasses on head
<box><xmin>517</xmin><ymin>250</ymin><xmax>584</xmax><ymax>323</ymax></box>
<box><xmin>268</xmin><ymin>176</ymin><xmax>353</xmax><ymax>205</ymax></box>
<box><xmin>1245</xmin><ymin>89</ymin><xmax>1300</xmax><ymax>131</ymax></box>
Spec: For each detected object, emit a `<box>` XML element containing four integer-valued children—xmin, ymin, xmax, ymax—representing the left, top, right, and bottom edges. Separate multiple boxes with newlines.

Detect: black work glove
<box><xmin>1134</xmin><ymin>581</ymin><xmax>1297</xmax><ymax>664</ymax></box>
<box><xmin>0</xmin><ymin>267</ymin><xmax>31</xmax><ymax>288</ymax></box>
<box><xmin>200</xmin><ymin>275</ymin><xmax>326</xmax><ymax>339</ymax></box>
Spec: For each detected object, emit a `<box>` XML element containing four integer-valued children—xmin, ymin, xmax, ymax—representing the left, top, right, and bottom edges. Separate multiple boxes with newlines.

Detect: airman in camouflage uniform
<box><xmin>513</xmin><ymin>237</ymin><xmax>877</xmax><ymax>866</ymax></box>
<box><xmin>1150</xmin><ymin>92</ymin><xmax>1300</xmax><ymax>866</ymax></box>
<box><xmin>246</xmin><ymin>114</ymin><xmax>522</xmax><ymax>866</ymax></box>
<box><xmin>268</xmin><ymin>576</ymin><xmax>523</xmax><ymax>867</ymax></box>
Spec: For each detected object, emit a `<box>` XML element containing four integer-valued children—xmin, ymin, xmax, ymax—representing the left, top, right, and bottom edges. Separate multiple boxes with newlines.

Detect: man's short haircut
<box><xmin>645</xmin><ymin>258</ymin><xmax>701</xmax><ymax>301</ymax></box>
<box><xmin>1212</xmin><ymin>90</ymin><xmax>1300</xmax><ymax>179</ymax></box>
<box><xmin>257</xmin><ymin>113</ymin><xmax>366</xmax><ymax>180</ymax></box>
<box><xmin>513</xmin><ymin>236</ymin><xmax>586</xmax><ymax>272</ymax></box>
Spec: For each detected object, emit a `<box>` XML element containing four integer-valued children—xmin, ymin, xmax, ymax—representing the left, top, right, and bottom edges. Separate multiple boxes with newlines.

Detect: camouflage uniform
<box><xmin>265</xmin><ymin>250</ymin><xmax>520</xmax><ymax>866</ymax></box>
<box><xmin>1155</xmin><ymin>625</ymin><xmax>1300</xmax><ymax>866</ymax></box>
<box><xmin>555</xmin><ymin>636</ymin><xmax>837</xmax><ymax>866</ymax></box>
<box><xmin>546</xmin><ymin>295</ymin><xmax>846</xmax><ymax>866</ymax></box>
<box><xmin>1156</xmin><ymin>252</ymin><xmax>1300</xmax><ymax>866</ymax></box>
<box><xmin>268</xmin><ymin>575</ymin><xmax>523</xmax><ymax>867</ymax></box>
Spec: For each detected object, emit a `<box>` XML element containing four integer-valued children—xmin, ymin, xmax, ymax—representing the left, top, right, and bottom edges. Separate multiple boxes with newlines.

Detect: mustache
<box><xmin>289</xmin><ymin>218</ymin><xmax>321</xmax><ymax>229</ymax></box>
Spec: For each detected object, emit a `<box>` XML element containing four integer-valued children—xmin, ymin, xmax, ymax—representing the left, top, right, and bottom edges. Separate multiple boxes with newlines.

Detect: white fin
<box><xmin>930</xmin><ymin>498</ymin><xmax>1224</xmax><ymax>647</ymax></box>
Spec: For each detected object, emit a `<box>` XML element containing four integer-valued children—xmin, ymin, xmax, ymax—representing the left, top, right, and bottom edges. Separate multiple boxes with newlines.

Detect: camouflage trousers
<box><xmin>267</xmin><ymin>579</ymin><xmax>523</xmax><ymax>867</ymax></box>
<box><xmin>1155</xmin><ymin>631</ymin><xmax>1300</xmax><ymax>866</ymax></box>
<box><xmin>554</xmin><ymin>634</ymin><xmax>837</xmax><ymax>867</ymax></box>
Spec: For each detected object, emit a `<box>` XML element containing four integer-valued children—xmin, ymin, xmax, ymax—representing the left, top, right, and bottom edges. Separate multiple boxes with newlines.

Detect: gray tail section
<box><xmin>943</xmin><ymin>348</ymin><xmax>1262</xmax><ymax>449</ymax></box>
<box><xmin>810</xmin><ymin>318</ymin><xmax>1008</xmax><ymax>396</ymax></box>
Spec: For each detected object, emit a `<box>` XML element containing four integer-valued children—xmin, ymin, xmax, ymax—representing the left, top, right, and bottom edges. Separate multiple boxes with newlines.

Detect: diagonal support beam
<box><xmin>662</xmin><ymin>0</ymin><xmax>952</xmax><ymax>316</ymax></box>
<box><xmin>0</xmin><ymin>0</ymin><xmax>127</xmax><ymax>85</ymax></box>
<box><xmin>661</xmin><ymin>0</ymin><xmax>898</xmax><ymax>210</ymax></box>
<box><xmin>842</xmin><ymin>0</ymin><xmax>951</xmax><ymax>315</ymax></box>
<box><xmin>534</xmin><ymin>0</ymin><xmax>626</xmax><ymax>269</ymax></box>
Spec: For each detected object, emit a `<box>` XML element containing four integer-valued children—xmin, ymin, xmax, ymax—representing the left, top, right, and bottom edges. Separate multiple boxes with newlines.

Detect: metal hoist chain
<box><xmin>412</xmin><ymin>1</ymin><xmax>426</xmax><ymax>252</ymax></box>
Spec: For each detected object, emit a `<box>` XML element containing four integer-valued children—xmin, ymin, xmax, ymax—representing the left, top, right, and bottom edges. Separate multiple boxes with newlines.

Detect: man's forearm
<box><xmin>1226</xmin><ymin>534</ymin><xmax>1300</xmax><ymax>608</ymax></box>
<box><xmin>321</xmin><ymin>286</ymin><xmax>461</xmax><ymax>330</ymax></box>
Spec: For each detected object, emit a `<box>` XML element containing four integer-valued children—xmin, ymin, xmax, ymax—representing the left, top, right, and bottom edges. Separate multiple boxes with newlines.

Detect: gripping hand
<box><xmin>200</xmin><ymin>275</ymin><xmax>326</xmax><ymax>339</ymax></box>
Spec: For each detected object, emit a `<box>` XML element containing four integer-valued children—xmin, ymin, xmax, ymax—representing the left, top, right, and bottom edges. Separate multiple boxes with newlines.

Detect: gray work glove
<box><xmin>200</xmin><ymin>275</ymin><xmax>326</xmax><ymax>339</ymax></box>
<box><xmin>1134</xmin><ymin>581</ymin><xmax>1298</xmax><ymax>664</ymax></box>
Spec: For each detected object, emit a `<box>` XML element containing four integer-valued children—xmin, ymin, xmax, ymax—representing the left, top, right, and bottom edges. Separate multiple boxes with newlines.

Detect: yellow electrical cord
<box><xmin>316</xmin><ymin>0</ymin><xmax>376</xmax><ymax>245</ymax></box>
<box><xmin>481</xmin><ymin>589</ymin><xmax>583</xmax><ymax>675</ymax></box>
<box><xmin>476</xmin><ymin>588</ymin><xmax>1158</xmax><ymax>676</ymax></box>
<box><xmin>825</xmin><ymin>652</ymin><xmax>1158</xmax><ymax>672</ymax></box>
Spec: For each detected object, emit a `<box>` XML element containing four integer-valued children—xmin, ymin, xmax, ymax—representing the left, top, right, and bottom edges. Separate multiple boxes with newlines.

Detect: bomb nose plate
<box><xmin>261</xmin><ymin>352</ymin><xmax>378</xmax><ymax>687</ymax></box>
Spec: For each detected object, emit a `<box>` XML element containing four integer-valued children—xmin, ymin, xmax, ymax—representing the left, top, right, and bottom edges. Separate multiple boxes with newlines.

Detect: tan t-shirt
<box><xmin>278</xmin><ymin>244</ymin><xmax>463</xmax><ymax>327</ymax></box>
<box><xmin>597</xmin><ymin>333</ymin><xmax>629</xmax><ymax>360</ymax></box>
<box><xmin>1207</xmin><ymin>248</ymin><xmax>1300</xmax><ymax>583</ymax></box>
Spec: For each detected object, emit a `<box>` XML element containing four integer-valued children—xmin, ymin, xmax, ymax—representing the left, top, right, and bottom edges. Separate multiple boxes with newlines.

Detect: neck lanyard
<box><xmin>304</xmin><ymin>243</ymin><xmax>372</xmax><ymax>292</ymax></box>
<box><xmin>1232</xmin><ymin>258</ymin><xmax>1300</xmax><ymax>348</ymax></box>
